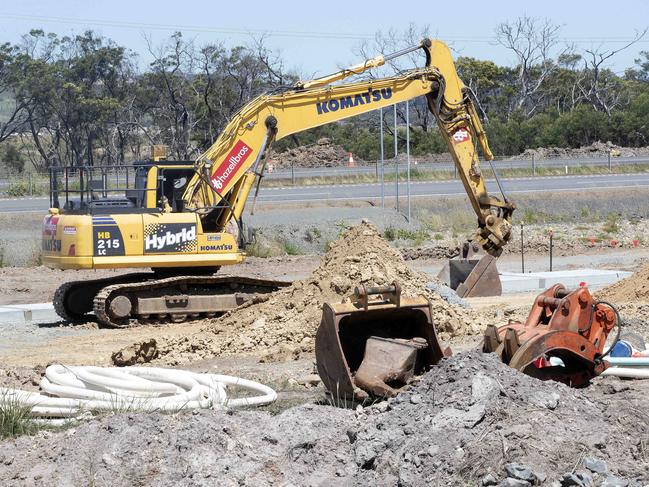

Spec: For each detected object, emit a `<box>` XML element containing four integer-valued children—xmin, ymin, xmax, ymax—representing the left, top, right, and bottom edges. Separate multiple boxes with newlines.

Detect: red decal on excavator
<box><xmin>452</xmin><ymin>128</ymin><xmax>470</xmax><ymax>144</ymax></box>
<box><xmin>43</xmin><ymin>215</ymin><xmax>59</xmax><ymax>236</ymax></box>
<box><xmin>210</xmin><ymin>140</ymin><xmax>253</xmax><ymax>192</ymax></box>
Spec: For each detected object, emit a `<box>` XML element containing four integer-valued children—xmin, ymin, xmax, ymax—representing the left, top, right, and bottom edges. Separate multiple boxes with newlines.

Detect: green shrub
<box><xmin>383</xmin><ymin>226</ymin><xmax>397</xmax><ymax>241</ymax></box>
<box><xmin>281</xmin><ymin>239</ymin><xmax>302</xmax><ymax>255</ymax></box>
<box><xmin>602</xmin><ymin>214</ymin><xmax>620</xmax><ymax>234</ymax></box>
<box><xmin>0</xmin><ymin>143</ymin><xmax>26</xmax><ymax>174</ymax></box>
<box><xmin>6</xmin><ymin>180</ymin><xmax>29</xmax><ymax>197</ymax></box>
<box><xmin>0</xmin><ymin>392</ymin><xmax>38</xmax><ymax>439</ymax></box>
<box><xmin>245</xmin><ymin>240</ymin><xmax>273</xmax><ymax>258</ymax></box>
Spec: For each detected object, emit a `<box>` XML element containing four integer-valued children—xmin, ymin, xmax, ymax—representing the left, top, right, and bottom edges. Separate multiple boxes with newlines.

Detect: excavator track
<box><xmin>53</xmin><ymin>273</ymin><xmax>155</xmax><ymax>322</ymax></box>
<box><xmin>92</xmin><ymin>275</ymin><xmax>290</xmax><ymax>328</ymax></box>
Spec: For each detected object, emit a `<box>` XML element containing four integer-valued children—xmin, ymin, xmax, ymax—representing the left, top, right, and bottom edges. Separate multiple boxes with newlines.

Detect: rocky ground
<box><xmin>0</xmin><ymin>351</ymin><xmax>647</xmax><ymax>486</ymax></box>
<box><xmin>271</xmin><ymin>138</ymin><xmax>365</xmax><ymax>168</ymax></box>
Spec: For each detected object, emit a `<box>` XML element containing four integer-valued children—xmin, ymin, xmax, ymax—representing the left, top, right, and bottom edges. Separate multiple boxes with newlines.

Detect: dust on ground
<box><xmin>1</xmin><ymin>350</ymin><xmax>647</xmax><ymax>486</ymax></box>
<box><xmin>147</xmin><ymin>221</ymin><xmax>486</xmax><ymax>366</ymax></box>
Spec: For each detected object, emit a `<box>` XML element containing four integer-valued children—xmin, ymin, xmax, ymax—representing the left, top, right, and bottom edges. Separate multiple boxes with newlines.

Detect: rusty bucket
<box><xmin>315</xmin><ymin>282</ymin><xmax>451</xmax><ymax>401</ymax></box>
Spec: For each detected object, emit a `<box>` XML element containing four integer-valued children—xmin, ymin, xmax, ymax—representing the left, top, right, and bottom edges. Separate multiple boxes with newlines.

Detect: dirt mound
<box><xmin>5</xmin><ymin>351</ymin><xmax>648</xmax><ymax>485</ymax></box>
<box><xmin>150</xmin><ymin>221</ymin><xmax>482</xmax><ymax>366</ymax></box>
<box><xmin>598</xmin><ymin>261</ymin><xmax>649</xmax><ymax>302</ymax></box>
<box><xmin>272</xmin><ymin>138</ymin><xmax>364</xmax><ymax>168</ymax></box>
<box><xmin>352</xmin><ymin>350</ymin><xmax>649</xmax><ymax>485</ymax></box>
<box><xmin>513</xmin><ymin>141</ymin><xmax>649</xmax><ymax>160</ymax></box>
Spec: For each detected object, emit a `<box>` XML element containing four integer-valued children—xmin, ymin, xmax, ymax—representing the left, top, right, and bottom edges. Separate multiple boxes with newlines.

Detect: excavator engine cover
<box><xmin>438</xmin><ymin>242</ymin><xmax>501</xmax><ymax>298</ymax></box>
<box><xmin>483</xmin><ymin>284</ymin><xmax>618</xmax><ymax>387</ymax></box>
<box><xmin>315</xmin><ymin>283</ymin><xmax>452</xmax><ymax>401</ymax></box>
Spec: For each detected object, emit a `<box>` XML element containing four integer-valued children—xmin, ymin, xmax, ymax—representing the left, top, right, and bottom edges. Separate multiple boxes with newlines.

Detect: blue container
<box><xmin>610</xmin><ymin>340</ymin><xmax>633</xmax><ymax>357</ymax></box>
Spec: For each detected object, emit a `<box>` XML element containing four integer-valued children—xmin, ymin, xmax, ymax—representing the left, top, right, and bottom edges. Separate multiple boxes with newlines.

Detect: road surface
<box><xmin>2</xmin><ymin>172</ymin><xmax>649</xmax><ymax>212</ymax></box>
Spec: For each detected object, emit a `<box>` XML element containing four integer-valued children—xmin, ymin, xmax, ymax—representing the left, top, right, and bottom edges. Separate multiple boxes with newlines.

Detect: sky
<box><xmin>1</xmin><ymin>0</ymin><xmax>649</xmax><ymax>78</ymax></box>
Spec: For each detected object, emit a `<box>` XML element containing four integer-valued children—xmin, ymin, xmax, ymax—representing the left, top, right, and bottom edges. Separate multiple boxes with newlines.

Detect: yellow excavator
<box><xmin>42</xmin><ymin>39</ymin><xmax>515</xmax><ymax>327</ymax></box>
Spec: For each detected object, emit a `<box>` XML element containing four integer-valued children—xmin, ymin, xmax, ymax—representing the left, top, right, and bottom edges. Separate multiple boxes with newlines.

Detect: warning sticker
<box><xmin>452</xmin><ymin>128</ymin><xmax>470</xmax><ymax>144</ymax></box>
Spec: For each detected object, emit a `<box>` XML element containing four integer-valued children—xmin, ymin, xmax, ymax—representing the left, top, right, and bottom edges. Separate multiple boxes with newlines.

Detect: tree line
<box><xmin>1</xmin><ymin>18</ymin><xmax>649</xmax><ymax>171</ymax></box>
<box><xmin>0</xmin><ymin>29</ymin><xmax>292</xmax><ymax>171</ymax></box>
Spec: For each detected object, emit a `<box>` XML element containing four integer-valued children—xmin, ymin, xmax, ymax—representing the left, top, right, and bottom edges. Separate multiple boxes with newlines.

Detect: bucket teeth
<box><xmin>482</xmin><ymin>324</ymin><xmax>502</xmax><ymax>353</ymax></box>
<box><xmin>502</xmin><ymin>328</ymin><xmax>521</xmax><ymax>364</ymax></box>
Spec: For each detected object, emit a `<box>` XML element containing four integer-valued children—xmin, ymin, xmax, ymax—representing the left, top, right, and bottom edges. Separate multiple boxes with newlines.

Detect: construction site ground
<box><xmin>2</xmin><ymin>207</ymin><xmax>649</xmax><ymax>484</ymax></box>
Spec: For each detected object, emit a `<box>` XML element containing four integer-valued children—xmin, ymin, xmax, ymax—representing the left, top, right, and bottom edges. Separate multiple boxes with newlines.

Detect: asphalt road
<box><xmin>3</xmin><ymin>172</ymin><xmax>649</xmax><ymax>212</ymax></box>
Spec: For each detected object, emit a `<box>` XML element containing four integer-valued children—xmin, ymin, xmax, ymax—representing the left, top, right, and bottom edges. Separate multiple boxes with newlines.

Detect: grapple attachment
<box><xmin>315</xmin><ymin>283</ymin><xmax>452</xmax><ymax>401</ymax></box>
<box><xmin>483</xmin><ymin>284</ymin><xmax>618</xmax><ymax>387</ymax></box>
<box><xmin>437</xmin><ymin>241</ymin><xmax>501</xmax><ymax>298</ymax></box>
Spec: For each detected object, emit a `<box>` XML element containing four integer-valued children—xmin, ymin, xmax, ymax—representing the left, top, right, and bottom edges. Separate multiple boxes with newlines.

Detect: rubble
<box><xmin>3</xmin><ymin>350</ymin><xmax>648</xmax><ymax>485</ymax></box>
<box><xmin>111</xmin><ymin>339</ymin><xmax>159</xmax><ymax>366</ymax></box>
<box><xmin>512</xmin><ymin>141</ymin><xmax>649</xmax><ymax>160</ymax></box>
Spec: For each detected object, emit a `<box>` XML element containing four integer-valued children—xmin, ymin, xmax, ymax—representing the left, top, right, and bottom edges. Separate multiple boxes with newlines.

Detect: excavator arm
<box><xmin>182</xmin><ymin>39</ymin><xmax>515</xmax><ymax>256</ymax></box>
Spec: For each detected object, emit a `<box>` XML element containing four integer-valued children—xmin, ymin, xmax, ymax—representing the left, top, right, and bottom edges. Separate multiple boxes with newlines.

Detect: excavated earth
<box><xmin>145</xmin><ymin>221</ymin><xmax>487</xmax><ymax>366</ymax></box>
<box><xmin>1</xmin><ymin>351</ymin><xmax>647</xmax><ymax>486</ymax></box>
<box><xmin>272</xmin><ymin>138</ymin><xmax>365</xmax><ymax>168</ymax></box>
<box><xmin>598</xmin><ymin>261</ymin><xmax>649</xmax><ymax>302</ymax></box>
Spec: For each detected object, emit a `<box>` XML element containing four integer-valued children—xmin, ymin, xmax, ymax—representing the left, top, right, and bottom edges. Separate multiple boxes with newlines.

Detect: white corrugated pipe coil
<box><xmin>0</xmin><ymin>365</ymin><xmax>277</xmax><ymax>424</ymax></box>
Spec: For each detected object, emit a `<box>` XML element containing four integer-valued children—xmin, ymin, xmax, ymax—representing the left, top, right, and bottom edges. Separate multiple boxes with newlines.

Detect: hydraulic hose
<box><xmin>596</xmin><ymin>300</ymin><xmax>623</xmax><ymax>360</ymax></box>
<box><xmin>0</xmin><ymin>364</ymin><xmax>277</xmax><ymax>424</ymax></box>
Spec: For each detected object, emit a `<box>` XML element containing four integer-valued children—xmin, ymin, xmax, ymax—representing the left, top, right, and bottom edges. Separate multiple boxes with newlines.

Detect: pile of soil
<box><xmin>514</xmin><ymin>141</ymin><xmax>649</xmax><ymax>160</ymax></box>
<box><xmin>5</xmin><ymin>351</ymin><xmax>647</xmax><ymax>485</ymax></box>
<box><xmin>148</xmin><ymin>221</ymin><xmax>483</xmax><ymax>366</ymax></box>
<box><xmin>272</xmin><ymin>138</ymin><xmax>364</xmax><ymax>168</ymax></box>
<box><xmin>598</xmin><ymin>262</ymin><xmax>649</xmax><ymax>302</ymax></box>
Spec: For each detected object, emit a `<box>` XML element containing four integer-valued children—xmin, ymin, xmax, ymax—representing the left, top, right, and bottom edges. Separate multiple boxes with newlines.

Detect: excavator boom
<box><xmin>183</xmin><ymin>39</ymin><xmax>515</xmax><ymax>256</ymax></box>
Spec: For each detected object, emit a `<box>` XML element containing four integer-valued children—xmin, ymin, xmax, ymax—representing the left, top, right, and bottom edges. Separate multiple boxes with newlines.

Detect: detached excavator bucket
<box><xmin>315</xmin><ymin>282</ymin><xmax>452</xmax><ymax>402</ymax></box>
<box><xmin>482</xmin><ymin>284</ymin><xmax>619</xmax><ymax>387</ymax></box>
<box><xmin>437</xmin><ymin>242</ymin><xmax>502</xmax><ymax>298</ymax></box>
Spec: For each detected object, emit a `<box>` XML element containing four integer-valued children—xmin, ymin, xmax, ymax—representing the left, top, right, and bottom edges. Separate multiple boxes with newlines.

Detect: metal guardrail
<box><xmin>2</xmin><ymin>155</ymin><xmax>649</xmax><ymax>195</ymax></box>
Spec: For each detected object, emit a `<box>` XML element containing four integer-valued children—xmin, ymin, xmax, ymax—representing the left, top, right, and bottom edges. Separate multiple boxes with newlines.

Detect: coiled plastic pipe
<box><xmin>0</xmin><ymin>365</ymin><xmax>277</xmax><ymax>424</ymax></box>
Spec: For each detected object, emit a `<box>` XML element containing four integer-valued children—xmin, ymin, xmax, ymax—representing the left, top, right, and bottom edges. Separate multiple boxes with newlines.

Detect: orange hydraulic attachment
<box><xmin>483</xmin><ymin>284</ymin><xmax>618</xmax><ymax>387</ymax></box>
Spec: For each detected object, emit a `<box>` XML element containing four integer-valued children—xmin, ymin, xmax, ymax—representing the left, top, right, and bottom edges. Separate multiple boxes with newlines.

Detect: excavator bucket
<box><xmin>315</xmin><ymin>282</ymin><xmax>452</xmax><ymax>402</ymax></box>
<box><xmin>482</xmin><ymin>284</ymin><xmax>619</xmax><ymax>387</ymax></box>
<box><xmin>437</xmin><ymin>242</ymin><xmax>502</xmax><ymax>298</ymax></box>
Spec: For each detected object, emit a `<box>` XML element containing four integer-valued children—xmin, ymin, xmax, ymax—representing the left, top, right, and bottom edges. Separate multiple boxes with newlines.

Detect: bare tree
<box><xmin>354</xmin><ymin>24</ymin><xmax>434</xmax><ymax>138</ymax></box>
<box><xmin>575</xmin><ymin>29</ymin><xmax>648</xmax><ymax>116</ymax></box>
<box><xmin>495</xmin><ymin>16</ymin><xmax>568</xmax><ymax>116</ymax></box>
